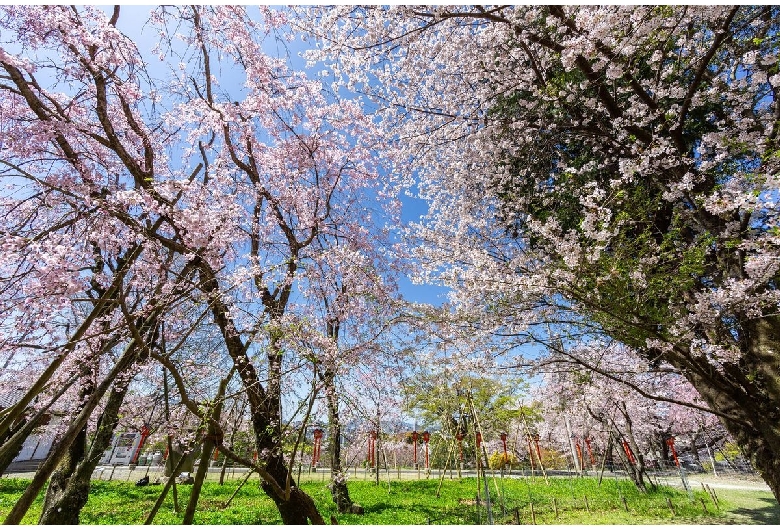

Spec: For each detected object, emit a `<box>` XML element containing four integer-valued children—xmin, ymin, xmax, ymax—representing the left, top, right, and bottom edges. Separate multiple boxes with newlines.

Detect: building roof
<box><xmin>0</xmin><ymin>387</ymin><xmax>26</xmax><ymax>410</ymax></box>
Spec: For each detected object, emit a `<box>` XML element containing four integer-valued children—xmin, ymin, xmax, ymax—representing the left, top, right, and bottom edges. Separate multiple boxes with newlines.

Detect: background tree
<box><xmin>403</xmin><ymin>371</ymin><xmax>524</xmax><ymax>466</ymax></box>
<box><xmin>0</xmin><ymin>5</ymin><xmax>399</xmax><ymax>524</ymax></box>
<box><xmin>300</xmin><ymin>5</ymin><xmax>780</xmax><ymax>501</ymax></box>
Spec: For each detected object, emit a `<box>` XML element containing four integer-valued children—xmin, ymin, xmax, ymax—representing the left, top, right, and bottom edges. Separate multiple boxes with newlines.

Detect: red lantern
<box><xmin>313</xmin><ymin>428</ymin><xmax>324</xmax><ymax>466</ymax></box>
<box><xmin>422</xmin><ymin>431</ymin><xmax>430</xmax><ymax>469</ymax></box>
<box><xmin>622</xmin><ymin>440</ymin><xmax>636</xmax><ymax>465</ymax></box>
<box><xmin>368</xmin><ymin>431</ymin><xmax>376</xmax><ymax>466</ymax></box>
<box><xmin>131</xmin><ymin>424</ymin><xmax>150</xmax><ymax>465</ymax></box>
<box><xmin>411</xmin><ymin>431</ymin><xmax>418</xmax><ymax>467</ymax></box>
<box><xmin>585</xmin><ymin>437</ymin><xmax>595</xmax><ymax>465</ymax></box>
<box><xmin>455</xmin><ymin>432</ymin><xmax>465</xmax><ymax>460</ymax></box>
<box><xmin>666</xmin><ymin>437</ymin><xmax>680</xmax><ymax>467</ymax></box>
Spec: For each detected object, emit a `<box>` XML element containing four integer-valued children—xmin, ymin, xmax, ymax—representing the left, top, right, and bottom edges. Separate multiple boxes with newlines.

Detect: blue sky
<box><xmin>107</xmin><ymin>5</ymin><xmax>452</xmax><ymax>308</ymax></box>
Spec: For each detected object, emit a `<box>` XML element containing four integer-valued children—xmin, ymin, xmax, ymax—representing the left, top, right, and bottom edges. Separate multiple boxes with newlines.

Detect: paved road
<box><xmin>3</xmin><ymin>464</ymin><xmax>770</xmax><ymax>494</ymax></box>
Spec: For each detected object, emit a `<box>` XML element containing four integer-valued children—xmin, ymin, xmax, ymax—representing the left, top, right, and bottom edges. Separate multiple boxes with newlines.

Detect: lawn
<box><xmin>0</xmin><ymin>475</ymin><xmax>776</xmax><ymax>524</ymax></box>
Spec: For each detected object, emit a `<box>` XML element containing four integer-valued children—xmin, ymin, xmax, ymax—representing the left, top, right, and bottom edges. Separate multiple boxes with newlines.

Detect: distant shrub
<box><xmin>488</xmin><ymin>451</ymin><xmax>519</xmax><ymax>469</ymax></box>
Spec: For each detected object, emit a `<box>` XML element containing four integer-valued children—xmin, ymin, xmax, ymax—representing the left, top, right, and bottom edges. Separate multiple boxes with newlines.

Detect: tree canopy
<box><xmin>301</xmin><ymin>5</ymin><xmax>780</xmax><ymax>501</ymax></box>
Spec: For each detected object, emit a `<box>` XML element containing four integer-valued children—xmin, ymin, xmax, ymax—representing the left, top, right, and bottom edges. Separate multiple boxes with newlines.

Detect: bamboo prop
<box><xmin>665</xmin><ymin>497</ymin><xmax>676</xmax><ymax>516</ymax></box>
<box><xmin>284</xmin><ymin>375</ymin><xmax>318</xmax><ymax>495</ymax></box>
<box><xmin>162</xmin><ymin>364</ymin><xmax>179</xmax><ymax>513</ymax></box>
<box><xmin>221</xmin><ymin>401</ymin><xmax>247</xmax><ymax>485</ymax></box>
<box><xmin>704</xmin><ymin>484</ymin><xmax>720</xmax><ymax>509</ymax></box>
<box><xmin>144</xmin><ymin>446</ymin><xmax>194</xmax><ymax>525</ymax></box>
<box><xmin>520</xmin><ymin>406</ymin><xmax>548</xmax><ymax>484</ymax></box>
<box><xmin>489</xmin><ymin>457</ymin><xmax>502</xmax><ymax>512</ymax></box>
<box><xmin>597</xmin><ymin>434</ymin><xmax>612</xmax><ymax>487</ymax></box>
<box><xmin>381</xmin><ymin>441</ymin><xmax>392</xmax><ymax>492</ymax></box>
<box><xmin>182</xmin><ymin>369</ymin><xmax>233</xmax><ymax>524</ymax></box>
<box><xmin>613</xmin><ymin>403</ymin><xmax>657</xmax><ymax>490</ymax></box>
<box><xmin>466</xmin><ymin>391</ymin><xmax>493</xmax><ymax>525</ymax></box>
<box><xmin>374</xmin><ymin>429</ymin><xmax>380</xmax><ymax>486</ymax></box>
<box><xmin>435</xmin><ymin>437</ymin><xmax>455</xmax><ymax>498</ymax></box>
<box><xmin>564</xmin><ymin>415</ymin><xmax>581</xmax><ymax>477</ymax></box>
<box><xmin>608</xmin><ymin>430</ymin><xmax>629</xmax><ymax>474</ymax></box>
<box><xmin>606</xmin><ymin>413</ymin><xmax>648</xmax><ymax>492</ymax></box>
<box><xmin>4</xmin><ymin>337</ymin><xmax>144</xmax><ymax>525</ymax></box>
<box><xmin>223</xmin><ymin>470</ymin><xmax>254</xmax><ymax>509</ymax></box>
<box><xmin>511</xmin><ymin>414</ymin><xmax>523</xmax><ymax>477</ymax></box>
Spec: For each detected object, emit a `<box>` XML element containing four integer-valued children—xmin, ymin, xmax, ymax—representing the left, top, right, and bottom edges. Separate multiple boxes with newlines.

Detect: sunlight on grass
<box><xmin>1</xmin><ymin>476</ymin><xmax>777</xmax><ymax>524</ymax></box>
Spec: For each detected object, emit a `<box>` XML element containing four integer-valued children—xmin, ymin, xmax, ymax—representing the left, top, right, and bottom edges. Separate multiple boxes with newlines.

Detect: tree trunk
<box><xmin>617</xmin><ymin>401</ymin><xmax>649</xmax><ymax>492</ymax></box>
<box><xmin>254</xmin><ymin>334</ymin><xmax>324</xmax><ymax>524</ymax></box>
<box><xmin>182</xmin><ymin>374</ymin><xmax>229</xmax><ymax>524</ymax></box>
<box><xmin>322</xmin><ymin>367</ymin><xmax>362</xmax><ymax>514</ymax></box>
<box><xmin>38</xmin><ymin>383</ymin><xmax>128</xmax><ymax>524</ymax></box>
<box><xmin>3</xmin><ymin>339</ymin><xmax>140</xmax><ymax>525</ymax></box>
<box><xmin>682</xmin><ymin>315</ymin><xmax>780</xmax><ymax>502</ymax></box>
<box><xmin>39</xmin><ymin>360</ymin><xmax>96</xmax><ymax>525</ymax></box>
<box><xmin>0</xmin><ymin>416</ymin><xmax>31</xmax><ymax>476</ymax></box>
<box><xmin>201</xmin><ymin>264</ymin><xmax>324</xmax><ymax>524</ymax></box>
<box><xmin>253</xmin><ymin>397</ymin><xmax>326</xmax><ymax>524</ymax></box>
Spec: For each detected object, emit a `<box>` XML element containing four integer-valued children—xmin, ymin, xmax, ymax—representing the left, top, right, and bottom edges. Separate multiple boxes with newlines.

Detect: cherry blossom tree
<box><xmin>282</xmin><ymin>234</ymin><xmax>403</xmax><ymax>514</ymax></box>
<box><xmin>535</xmin><ymin>340</ymin><xmax>724</xmax><ymax>490</ymax></box>
<box><xmin>299</xmin><ymin>5</ymin><xmax>780</xmax><ymax>501</ymax></box>
<box><xmin>1</xmin><ymin>5</ymin><xmax>399</xmax><ymax>524</ymax></box>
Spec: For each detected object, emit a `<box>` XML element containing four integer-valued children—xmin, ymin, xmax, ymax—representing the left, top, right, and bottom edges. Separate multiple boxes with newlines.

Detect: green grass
<box><xmin>1</xmin><ymin>475</ymin><xmax>777</xmax><ymax>524</ymax></box>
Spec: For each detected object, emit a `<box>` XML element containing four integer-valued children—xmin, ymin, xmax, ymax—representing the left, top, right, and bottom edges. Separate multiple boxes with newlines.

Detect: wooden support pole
<box><xmin>598</xmin><ymin>435</ymin><xmax>612</xmax><ymax>487</ymax></box>
<box><xmin>666</xmin><ymin>497</ymin><xmax>675</xmax><ymax>516</ymax></box>
<box><xmin>705</xmin><ymin>484</ymin><xmax>719</xmax><ymax>509</ymax></box>
<box><xmin>435</xmin><ymin>438</ymin><xmax>455</xmax><ymax>498</ymax></box>
<box><xmin>222</xmin><ymin>470</ymin><xmax>254</xmax><ymax>509</ymax></box>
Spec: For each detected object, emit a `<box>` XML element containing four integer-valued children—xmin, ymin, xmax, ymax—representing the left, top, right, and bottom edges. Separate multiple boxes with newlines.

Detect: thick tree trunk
<box><xmin>682</xmin><ymin>315</ymin><xmax>780</xmax><ymax>503</ymax></box>
<box><xmin>3</xmin><ymin>340</ymin><xmax>140</xmax><ymax>525</ymax></box>
<box><xmin>38</xmin><ymin>384</ymin><xmax>128</xmax><ymax>524</ymax></box>
<box><xmin>39</xmin><ymin>361</ymin><xmax>96</xmax><ymax>525</ymax></box>
<box><xmin>38</xmin><ymin>427</ymin><xmax>88</xmax><ymax>525</ymax></box>
<box><xmin>255</xmin><ymin>444</ymin><xmax>325</xmax><ymax>525</ymax></box>
<box><xmin>201</xmin><ymin>264</ymin><xmax>324</xmax><ymax>524</ymax></box>
<box><xmin>255</xmin><ymin>336</ymin><xmax>324</xmax><ymax>524</ymax></box>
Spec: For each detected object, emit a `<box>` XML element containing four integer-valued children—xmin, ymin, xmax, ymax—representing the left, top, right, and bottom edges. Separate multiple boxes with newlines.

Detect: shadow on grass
<box><xmin>362</xmin><ymin>500</ymin><xmax>480</xmax><ymax>524</ymax></box>
<box><xmin>728</xmin><ymin>499</ymin><xmax>780</xmax><ymax>524</ymax></box>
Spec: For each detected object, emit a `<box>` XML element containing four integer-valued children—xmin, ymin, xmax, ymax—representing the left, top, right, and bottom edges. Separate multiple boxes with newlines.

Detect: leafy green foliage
<box><xmin>403</xmin><ymin>374</ymin><xmax>525</xmax><ymax>436</ymax></box>
<box><xmin>488</xmin><ymin>450</ymin><xmax>520</xmax><ymax>469</ymax></box>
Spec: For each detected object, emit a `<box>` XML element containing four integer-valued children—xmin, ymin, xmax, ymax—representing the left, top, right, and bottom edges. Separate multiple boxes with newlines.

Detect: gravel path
<box><xmin>655</xmin><ymin>471</ymin><xmax>772</xmax><ymax>492</ymax></box>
